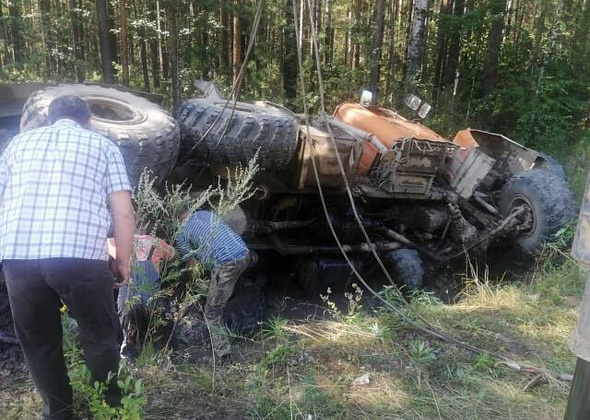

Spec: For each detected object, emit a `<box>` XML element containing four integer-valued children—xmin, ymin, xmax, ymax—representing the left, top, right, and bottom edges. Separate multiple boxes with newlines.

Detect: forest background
<box><xmin>0</xmin><ymin>0</ymin><xmax>589</xmax><ymax>180</ymax></box>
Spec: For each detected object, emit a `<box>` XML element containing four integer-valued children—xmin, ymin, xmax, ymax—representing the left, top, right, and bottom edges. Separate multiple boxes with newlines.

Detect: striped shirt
<box><xmin>176</xmin><ymin>210</ymin><xmax>248</xmax><ymax>269</ymax></box>
<box><xmin>0</xmin><ymin>119</ymin><xmax>131</xmax><ymax>260</ymax></box>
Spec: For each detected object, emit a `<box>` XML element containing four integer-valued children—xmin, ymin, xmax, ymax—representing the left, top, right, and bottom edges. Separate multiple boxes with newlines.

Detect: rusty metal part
<box><xmin>445</xmin><ymin>147</ymin><xmax>496</xmax><ymax>199</ymax></box>
<box><xmin>248</xmin><ymin>219</ymin><xmax>316</xmax><ymax>234</ymax></box>
<box><xmin>459</xmin><ymin>199</ymin><xmax>499</xmax><ymax>228</ymax></box>
<box><xmin>251</xmin><ymin>233</ymin><xmax>402</xmax><ymax>255</ymax></box>
<box><xmin>333</xmin><ymin>102</ymin><xmax>447</xmax><ymax>175</ymax></box>
<box><xmin>371</xmin><ymin>138</ymin><xmax>456</xmax><ymax>196</ymax></box>
<box><xmin>438</xmin><ymin>206</ymin><xmax>527</xmax><ymax>263</ymax></box>
<box><xmin>412</xmin><ymin>207</ymin><xmax>449</xmax><ymax>232</ymax></box>
<box><xmin>372</xmin><ymin>226</ymin><xmax>441</xmax><ymax>262</ymax></box>
<box><xmin>448</xmin><ymin>204</ymin><xmax>478</xmax><ymax>245</ymax></box>
<box><xmin>454</xmin><ymin>129</ymin><xmax>538</xmax><ymax>178</ymax></box>
<box><xmin>297</xmin><ymin>123</ymin><xmax>363</xmax><ymax>190</ymax></box>
<box><xmin>473</xmin><ymin>192</ymin><xmax>499</xmax><ymax>215</ymax></box>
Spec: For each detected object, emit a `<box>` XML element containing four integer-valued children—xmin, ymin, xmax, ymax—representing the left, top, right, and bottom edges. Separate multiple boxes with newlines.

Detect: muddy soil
<box><xmin>0</xmin><ymin>248</ymin><xmax>537</xmax><ymax>381</ymax></box>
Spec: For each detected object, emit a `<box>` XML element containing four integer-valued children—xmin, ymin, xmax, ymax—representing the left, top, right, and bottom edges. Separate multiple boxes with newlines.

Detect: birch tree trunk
<box><xmin>232</xmin><ymin>0</ymin><xmax>242</xmax><ymax>86</ymax></box>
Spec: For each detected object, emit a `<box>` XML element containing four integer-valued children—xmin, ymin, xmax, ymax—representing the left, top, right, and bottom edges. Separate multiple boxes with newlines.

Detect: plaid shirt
<box><xmin>177</xmin><ymin>210</ymin><xmax>248</xmax><ymax>270</ymax></box>
<box><xmin>0</xmin><ymin>119</ymin><xmax>131</xmax><ymax>261</ymax></box>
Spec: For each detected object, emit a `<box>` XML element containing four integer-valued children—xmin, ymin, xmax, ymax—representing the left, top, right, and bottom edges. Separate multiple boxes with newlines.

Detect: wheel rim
<box><xmin>83</xmin><ymin>96</ymin><xmax>146</xmax><ymax>125</ymax></box>
<box><xmin>510</xmin><ymin>193</ymin><xmax>536</xmax><ymax>238</ymax></box>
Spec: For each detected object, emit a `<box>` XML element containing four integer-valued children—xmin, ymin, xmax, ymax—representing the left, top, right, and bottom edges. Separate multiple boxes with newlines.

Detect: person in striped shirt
<box><xmin>176</xmin><ymin>209</ymin><xmax>250</xmax><ymax>359</ymax></box>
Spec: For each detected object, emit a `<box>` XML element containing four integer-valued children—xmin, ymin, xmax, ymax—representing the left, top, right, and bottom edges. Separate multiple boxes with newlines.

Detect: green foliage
<box><xmin>262</xmin><ymin>316</ymin><xmax>289</xmax><ymax>342</ymax></box>
<box><xmin>408</xmin><ymin>340</ymin><xmax>438</xmax><ymax>366</ymax></box>
<box><xmin>473</xmin><ymin>352</ymin><xmax>496</xmax><ymax>372</ymax></box>
<box><xmin>257</xmin><ymin>343</ymin><xmax>297</xmax><ymax>371</ymax></box>
<box><xmin>63</xmin><ymin>316</ymin><xmax>147</xmax><ymax>419</ymax></box>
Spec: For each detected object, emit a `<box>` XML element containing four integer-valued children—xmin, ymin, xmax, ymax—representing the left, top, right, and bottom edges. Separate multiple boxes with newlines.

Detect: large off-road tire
<box><xmin>500</xmin><ymin>169</ymin><xmax>576</xmax><ymax>255</ymax></box>
<box><xmin>174</xmin><ymin>99</ymin><xmax>299</xmax><ymax>169</ymax></box>
<box><xmin>20</xmin><ymin>84</ymin><xmax>180</xmax><ymax>187</ymax></box>
<box><xmin>534</xmin><ymin>152</ymin><xmax>568</xmax><ymax>181</ymax></box>
<box><xmin>384</xmin><ymin>249</ymin><xmax>424</xmax><ymax>291</ymax></box>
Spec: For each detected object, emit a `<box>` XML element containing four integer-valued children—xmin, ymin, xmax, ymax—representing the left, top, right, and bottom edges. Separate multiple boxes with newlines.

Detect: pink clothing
<box><xmin>107</xmin><ymin>235</ymin><xmax>175</xmax><ymax>273</ymax></box>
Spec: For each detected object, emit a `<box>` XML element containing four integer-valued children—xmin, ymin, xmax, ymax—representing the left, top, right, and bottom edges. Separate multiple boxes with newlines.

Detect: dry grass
<box><xmin>0</xmin><ymin>250</ymin><xmax>585</xmax><ymax>419</ymax></box>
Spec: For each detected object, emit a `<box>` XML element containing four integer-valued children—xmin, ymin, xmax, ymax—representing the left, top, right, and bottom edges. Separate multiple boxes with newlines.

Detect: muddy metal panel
<box><xmin>455</xmin><ymin>129</ymin><xmax>537</xmax><ymax>177</ymax></box>
<box><xmin>297</xmin><ymin>124</ymin><xmax>362</xmax><ymax>190</ymax></box>
<box><xmin>371</xmin><ymin>138</ymin><xmax>454</xmax><ymax>195</ymax></box>
<box><xmin>445</xmin><ymin>147</ymin><xmax>496</xmax><ymax>198</ymax></box>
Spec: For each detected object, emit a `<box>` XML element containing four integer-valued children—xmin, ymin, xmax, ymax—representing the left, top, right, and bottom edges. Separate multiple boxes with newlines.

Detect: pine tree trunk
<box><xmin>405</xmin><ymin>0</ymin><xmax>429</xmax><ymax>89</ymax></box>
<box><xmin>96</xmin><ymin>0</ymin><xmax>114</xmax><ymax>82</ymax></box>
<box><xmin>39</xmin><ymin>0</ymin><xmax>55</xmax><ymax>78</ymax></box>
<box><xmin>133</xmin><ymin>0</ymin><xmax>149</xmax><ymax>91</ymax></box>
<box><xmin>8</xmin><ymin>0</ymin><xmax>24</xmax><ymax>65</ymax></box>
<box><xmin>0</xmin><ymin>2</ymin><xmax>3</xmax><ymax>72</ymax></box>
<box><xmin>433</xmin><ymin>0</ymin><xmax>452</xmax><ymax>90</ymax></box>
<box><xmin>156</xmin><ymin>0</ymin><xmax>165</xmax><ymax>78</ymax></box>
<box><xmin>353</xmin><ymin>0</ymin><xmax>361</xmax><ymax>68</ymax></box>
<box><xmin>480</xmin><ymin>0</ymin><xmax>508</xmax><ymax>98</ymax></box>
<box><xmin>324</xmin><ymin>0</ymin><xmax>333</xmax><ymax>64</ymax></box>
<box><xmin>344</xmin><ymin>6</ymin><xmax>350</xmax><ymax>66</ymax></box>
<box><xmin>385</xmin><ymin>0</ymin><xmax>398</xmax><ymax>97</ymax></box>
<box><xmin>167</xmin><ymin>0</ymin><xmax>179</xmax><ymax>107</ymax></box>
<box><xmin>150</xmin><ymin>38</ymin><xmax>160</xmax><ymax>89</ymax></box>
<box><xmin>442</xmin><ymin>0</ymin><xmax>464</xmax><ymax>87</ymax></box>
<box><xmin>119</xmin><ymin>0</ymin><xmax>129</xmax><ymax>86</ymax></box>
<box><xmin>369</xmin><ymin>0</ymin><xmax>386</xmax><ymax>103</ymax></box>
<box><xmin>70</xmin><ymin>0</ymin><xmax>85</xmax><ymax>82</ymax></box>
<box><xmin>219</xmin><ymin>3</ymin><xmax>229</xmax><ymax>76</ymax></box>
<box><xmin>529</xmin><ymin>0</ymin><xmax>547</xmax><ymax>72</ymax></box>
<box><xmin>283</xmin><ymin>0</ymin><xmax>298</xmax><ymax>103</ymax></box>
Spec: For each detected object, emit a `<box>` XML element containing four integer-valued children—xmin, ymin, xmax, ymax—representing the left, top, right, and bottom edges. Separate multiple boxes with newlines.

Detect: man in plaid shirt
<box><xmin>0</xmin><ymin>96</ymin><xmax>135</xmax><ymax>420</ymax></box>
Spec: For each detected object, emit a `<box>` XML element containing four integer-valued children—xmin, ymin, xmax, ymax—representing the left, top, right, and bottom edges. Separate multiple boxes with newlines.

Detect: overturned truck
<box><xmin>173</xmin><ymin>84</ymin><xmax>576</xmax><ymax>291</ymax></box>
<box><xmin>0</xmin><ymin>82</ymin><xmax>576</xmax><ymax>294</ymax></box>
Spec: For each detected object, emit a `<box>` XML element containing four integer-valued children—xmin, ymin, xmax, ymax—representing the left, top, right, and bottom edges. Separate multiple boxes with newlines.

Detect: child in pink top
<box><xmin>108</xmin><ymin>234</ymin><xmax>175</xmax><ymax>360</ymax></box>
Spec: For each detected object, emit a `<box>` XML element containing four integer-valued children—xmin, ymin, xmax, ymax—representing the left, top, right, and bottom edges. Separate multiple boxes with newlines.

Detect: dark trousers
<box><xmin>564</xmin><ymin>357</ymin><xmax>590</xmax><ymax>420</ymax></box>
<box><xmin>3</xmin><ymin>259</ymin><xmax>121</xmax><ymax>420</ymax></box>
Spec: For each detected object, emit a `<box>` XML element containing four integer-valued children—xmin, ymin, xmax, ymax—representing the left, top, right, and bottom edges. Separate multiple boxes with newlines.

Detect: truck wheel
<box><xmin>500</xmin><ymin>169</ymin><xmax>576</xmax><ymax>255</ymax></box>
<box><xmin>174</xmin><ymin>99</ymin><xmax>299</xmax><ymax>169</ymax></box>
<box><xmin>20</xmin><ymin>84</ymin><xmax>180</xmax><ymax>188</ymax></box>
<box><xmin>534</xmin><ymin>152</ymin><xmax>568</xmax><ymax>181</ymax></box>
<box><xmin>384</xmin><ymin>249</ymin><xmax>424</xmax><ymax>291</ymax></box>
